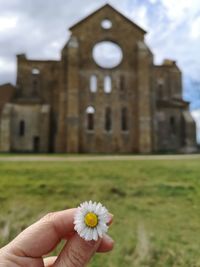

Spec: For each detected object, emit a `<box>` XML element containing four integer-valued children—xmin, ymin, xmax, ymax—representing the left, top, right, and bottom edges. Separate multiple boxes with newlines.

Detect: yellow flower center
<box><xmin>84</xmin><ymin>212</ymin><xmax>98</xmax><ymax>228</ymax></box>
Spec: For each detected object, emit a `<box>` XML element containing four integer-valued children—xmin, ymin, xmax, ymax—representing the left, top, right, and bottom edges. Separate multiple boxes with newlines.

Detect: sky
<box><xmin>0</xmin><ymin>0</ymin><xmax>200</xmax><ymax>142</ymax></box>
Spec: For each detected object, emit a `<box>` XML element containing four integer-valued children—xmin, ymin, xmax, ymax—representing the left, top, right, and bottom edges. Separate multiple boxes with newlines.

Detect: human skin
<box><xmin>0</xmin><ymin>208</ymin><xmax>114</xmax><ymax>267</ymax></box>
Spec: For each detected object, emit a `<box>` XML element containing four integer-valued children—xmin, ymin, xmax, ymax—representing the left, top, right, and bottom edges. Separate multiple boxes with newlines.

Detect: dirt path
<box><xmin>0</xmin><ymin>154</ymin><xmax>200</xmax><ymax>162</ymax></box>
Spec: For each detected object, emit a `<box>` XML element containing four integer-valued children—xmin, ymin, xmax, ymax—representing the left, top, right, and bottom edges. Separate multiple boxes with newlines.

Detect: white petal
<box><xmin>78</xmin><ymin>225</ymin><xmax>85</xmax><ymax>232</ymax></box>
<box><xmin>98</xmin><ymin>214</ymin><xmax>109</xmax><ymax>224</ymax></box>
<box><xmin>92</xmin><ymin>202</ymin><xmax>97</xmax><ymax>212</ymax></box>
<box><xmin>92</xmin><ymin>229</ymin><xmax>98</xmax><ymax>241</ymax></box>
<box><xmin>99</xmin><ymin>222</ymin><xmax>108</xmax><ymax>232</ymax></box>
<box><xmin>82</xmin><ymin>227</ymin><xmax>89</xmax><ymax>240</ymax></box>
<box><xmin>80</xmin><ymin>227</ymin><xmax>88</xmax><ymax>237</ymax></box>
<box><xmin>96</xmin><ymin>225</ymin><xmax>103</xmax><ymax>238</ymax></box>
<box><xmin>95</xmin><ymin>203</ymin><xmax>102</xmax><ymax>214</ymax></box>
<box><xmin>85</xmin><ymin>228</ymin><xmax>93</xmax><ymax>241</ymax></box>
<box><xmin>88</xmin><ymin>201</ymin><xmax>93</xmax><ymax>212</ymax></box>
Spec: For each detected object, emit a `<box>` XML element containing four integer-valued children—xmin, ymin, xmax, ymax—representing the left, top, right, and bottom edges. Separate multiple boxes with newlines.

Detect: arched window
<box><xmin>121</xmin><ymin>107</ymin><xmax>128</xmax><ymax>131</ymax></box>
<box><xmin>105</xmin><ymin>107</ymin><xmax>112</xmax><ymax>131</ymax></box>
<box><xmin>104</xmin><ymin>75</ymin><xmax>112</xmax><ymax>93</ymax></box>
<box><xmin>86</xmin><ymin>106</ymin><xmax>95</xmax><ymax>131</ymax></box>
<box><xmin>19</xmin><ymin>120</ymin><xmax>25</xmax><ymax>136</ymax></box>
<box><xmin>157</xmin><ymin>79</ymin><xmax>164</xmax><ymax>100</ymax></box>
<box><xmin>32</xmin><ymin>68</ymin><xmax>40</xmax><ymax>75</ymax></box>
<box><xmin>32</xmin><ymin>68</ymin><xmax>40</xmax><ymax>96</ymax></box>
<box><xmin>170</xmin><ymin>116</ymin><xmax>176</xmax><ymax>135</ymax></box>
<box><xmin>90</xmin><ymin>75</ymin><xmax>97</xmax><ymax>93</ymax></box>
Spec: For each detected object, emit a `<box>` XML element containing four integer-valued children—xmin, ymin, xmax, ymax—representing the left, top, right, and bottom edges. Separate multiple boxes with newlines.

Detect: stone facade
<box><xmin>0</xmin><ymin>4</ymin><xmax>197</xmax><ymax>153</ymax></box>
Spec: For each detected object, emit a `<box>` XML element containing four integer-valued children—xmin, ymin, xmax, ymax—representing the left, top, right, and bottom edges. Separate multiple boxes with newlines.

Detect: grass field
<box><xmin>1</xmin><ymin>158</ymin><xmax>200</xmax><ymax>266</ymax></box>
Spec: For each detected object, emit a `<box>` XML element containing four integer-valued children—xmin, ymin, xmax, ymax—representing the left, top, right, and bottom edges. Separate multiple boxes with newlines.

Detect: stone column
<box><xmin>55</xmin><ymin>86</ymin><xmax>67</xmax><ymax>152</ymax></box>
<box><xmin>55</xmin><ymin>36</ymin><xmax>80</xmax><ymax>153</ymax></box>
<box><xmin>39</xmin><ymin>105</ymin><xmax>50</xmax><ymax>152</ymax></box>
<box><xmin>137</xmin><ymin>41</ymin><xmax>153</xmax><ymax>153</ymax></box>
<box><xmin>66</xmin><ymin>36</ymin><xmax>80</xmax><ymax>153</ymax></box>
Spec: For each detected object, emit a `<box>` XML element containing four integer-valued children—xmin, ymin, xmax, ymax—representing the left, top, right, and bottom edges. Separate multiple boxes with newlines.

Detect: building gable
<box><xmin>69</xmin><ymin>4</ymin><xmax>146</xmax><ymax>36</ymax></box>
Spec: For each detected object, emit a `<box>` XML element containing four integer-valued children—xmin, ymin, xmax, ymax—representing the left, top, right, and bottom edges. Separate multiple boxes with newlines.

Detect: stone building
<box><xmin>0</xmin><ymin>4</ymin><xmax>197</xmax><ymax>153</ymax></box>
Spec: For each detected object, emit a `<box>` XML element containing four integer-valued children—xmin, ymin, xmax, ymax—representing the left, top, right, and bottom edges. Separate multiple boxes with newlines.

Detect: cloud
<box><xmin>149</xmin><ymin>0</ymin><xmax>158</xmax><ymax>3</ymax></box>
<box><xmin>160</xmin><ymin>0</ymin><xmax>190</xmax><ymax>22</ymax></box>
<box><xmin>0</xmin><ymin>57</ymin><xmax>16</xmax><ymax>73</ymax></box>
<box><xmin>0</xmin><ymin>0</ymin><xmax>106</xmax><ymax>83</ymax></box>
<box><xmin>190</xmin><ymin>15</ymin><xmax>200</xmax><ymax>39</ymax></box>
<box><xmin>132</xmin><ymin>5</ymin><xmax>149</xmax><ymax>29</ymax></box>
<box><xmin>0</xmin><ymin>15</ymin><xmax>18</xmax><ymax>32</ymax></box>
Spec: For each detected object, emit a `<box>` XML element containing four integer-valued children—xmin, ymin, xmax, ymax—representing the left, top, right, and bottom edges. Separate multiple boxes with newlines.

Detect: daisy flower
<box><xmin>74</xmin><ymin>201</ymin><xmax>110</xmax><ymax>241</ymax></box>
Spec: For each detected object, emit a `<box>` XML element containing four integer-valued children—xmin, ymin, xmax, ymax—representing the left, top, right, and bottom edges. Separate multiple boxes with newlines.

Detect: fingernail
<box><xmin>104</xmin><ymin>234</ymin><xmax>114</xmax><ymax>244</ymax></box>
<box><xmin>109</xmin><ymin>213</ymin><xmax>114</xmax><ymax>220</ymax></box>
<box><xmin>86</xmin><ymin>239</ymin><xmax>100</xmax><ymax>246</ymax></box>
<box><xmin>107</xmin><ymin>213</ymin><xmax>114</xmax><ymax>225</ymax></box>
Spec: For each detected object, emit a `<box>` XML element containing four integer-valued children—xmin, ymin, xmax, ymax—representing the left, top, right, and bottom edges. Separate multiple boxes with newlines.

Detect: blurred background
<box><xmin>0</xmin><ymin>0</ymin><xmax>200</xmax><ymax>142</ymax></box>
<box><xmin>1</xmin><ymin>1</ymin><xmax>200</xmax><ymax>266</ymax></box>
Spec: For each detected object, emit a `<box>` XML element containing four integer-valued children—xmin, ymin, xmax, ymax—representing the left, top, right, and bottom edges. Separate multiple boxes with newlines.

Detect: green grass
<box><xmin>1</xmin><ymin>159</ymin><xmax>200</xmax><ymax>266</ymax></box>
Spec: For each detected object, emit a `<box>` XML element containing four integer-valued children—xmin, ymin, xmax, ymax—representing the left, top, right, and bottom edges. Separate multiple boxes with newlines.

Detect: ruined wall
<box><xmin>153</xmin><ymin>60</ymin><xmax>182</xmax><ymax>101</ymax></box>
<box><xmin>153</xmin><ymin>61</ymin><xmax>197</xmax><ymax>152</ymax></box>
<box><xmin>155</xmin><ymin>106</ymin><xmax>184</xmax><ymax>151</ymax></box>
<box><xmin>16</xmin><ymin>55</ymin><xmax>60</xmax><ymax>151</ymax></box>
<box><xmin>8</xmin><ymin>103</ymin><xmax>50</xmax><ymax>152</ymax></box>
<box><xmin>60</xmin><ymin>5</ymin><xmax>153</xmax><ymax>153</ymax></box>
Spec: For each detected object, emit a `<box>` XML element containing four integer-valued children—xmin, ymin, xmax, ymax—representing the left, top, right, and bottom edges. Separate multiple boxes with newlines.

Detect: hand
<box><xmin>0</xmin><ymin>208</ymin><xmax>114</xmax><ymax>267</ymax></box>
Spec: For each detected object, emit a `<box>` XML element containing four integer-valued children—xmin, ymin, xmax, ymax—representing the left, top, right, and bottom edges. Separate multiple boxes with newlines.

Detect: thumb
<box><xmin>53</xmin><ymin>233</ymin><xmax>101</xmax><ymax>267</ymax></box>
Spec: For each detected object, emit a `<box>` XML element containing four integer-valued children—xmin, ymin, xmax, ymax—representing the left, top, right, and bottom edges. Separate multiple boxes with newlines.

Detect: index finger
<box><xmin>9</xmin><ymin>208</ymin><xmax>77</xmax><ymax>257</ymax></box>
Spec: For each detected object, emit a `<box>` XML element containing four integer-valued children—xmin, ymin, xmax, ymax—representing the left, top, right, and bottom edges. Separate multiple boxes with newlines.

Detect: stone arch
<box><xmin>105</xmin><ymin>107</ymin><xmax>112</xmax><ymax>131</ymax></box>
<box><xmin>90</xmin><ymin>75</ymin><xmax>97</xmax><ymax>93</ymax></box>
<box><xmin>104</xmin><ymin>75</ymin><xmax>112</xmax><ymax>93</ymax></box>
<box><xmin>32</xmin><ymin>68</ymin><xmax>40</xmax><ymax>75</ymax></box>
<box><xmin>170</xmin><ymin>116</ymin><xmax>176</xmax><ymax>135</ymax></box>
<box><xmin>31</xmin><ymin>68</ymin><xmax>40</xmax><ymax>96</ymax></box>
<box><xmin>19</xmin><ymin>120</ymin><xmax>25</xmax><ymax>136</ymax></box>
<box><xmin>86</xmin><ymin>106</ymin><xmax>95</xmax><ymax>130</ymax></box>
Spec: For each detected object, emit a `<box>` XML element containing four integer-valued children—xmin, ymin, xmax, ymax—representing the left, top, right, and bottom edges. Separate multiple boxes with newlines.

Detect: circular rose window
<box><xmin>92</xmin><ymin>41</ymin><xmax>123</xmax><ymax>69</ymax></box>
<box><xmin>101</xmin><ymin>19</ymin><xmax>112</xmax><ymax>29</ymax></box>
